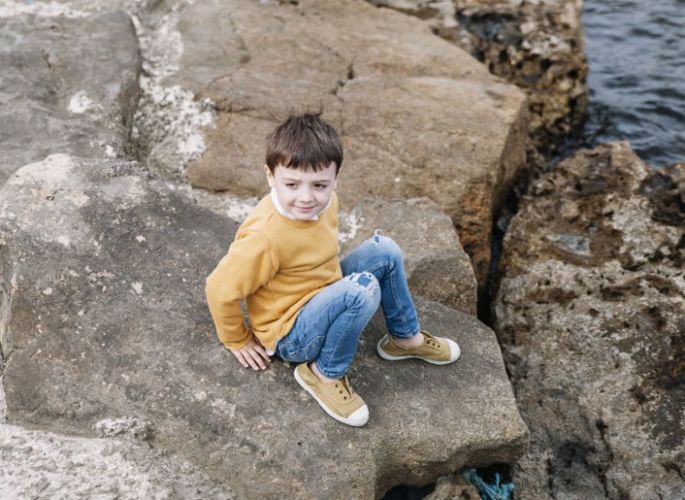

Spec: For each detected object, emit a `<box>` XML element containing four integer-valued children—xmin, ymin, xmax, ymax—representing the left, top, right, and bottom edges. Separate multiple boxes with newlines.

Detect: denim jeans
<box><xmin>275</xmin><ymin>234</ymin><xmax>421</xmax><ymax>378</ymax></box>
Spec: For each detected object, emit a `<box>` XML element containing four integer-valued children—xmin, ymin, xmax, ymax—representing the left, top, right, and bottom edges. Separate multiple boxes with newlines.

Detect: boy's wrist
<box><xmin>224</xmin><ymin>330</ymin><xmax>253</xmax><ymax>351</ymax></box>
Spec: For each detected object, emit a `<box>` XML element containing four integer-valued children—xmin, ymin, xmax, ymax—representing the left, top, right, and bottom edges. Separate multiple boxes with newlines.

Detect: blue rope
<box><xmin>463</xmin><ymin>468</ymin><xmax>515</xmax><ymax>500</ymax></box>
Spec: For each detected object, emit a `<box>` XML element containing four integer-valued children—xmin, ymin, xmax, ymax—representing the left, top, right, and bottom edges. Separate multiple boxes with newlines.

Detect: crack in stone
<box><xmin>0</xmin><ymin>240</ymin><xmax>12</xmax><ymax>376</ymax></box>
<box><xmin>594</xmin><ymin>418</ymin><xmax>613</xmax><ymax>498</ymax></box>
<box><xmin>332</xmin><ymin>61</ymin><xmax>356</xmax><ymax>96</ymax></box>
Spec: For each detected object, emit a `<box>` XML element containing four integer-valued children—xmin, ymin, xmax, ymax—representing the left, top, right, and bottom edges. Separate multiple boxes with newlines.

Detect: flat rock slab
<box><xmin>1</xmin><ymin>155</ymin><xmax>527</xmax><ymax>498</ymax></box>
<box><xmin>341</xmin><ymin>198</ymin><xmax>477</xmax><ymax>316</ymax></box>
<box><xmin>176</xmin><ymin>0</ymin><xmax>527</xmax><ymax>285</ymax></box>
<box><xmin>495</xmin><ymin>142</ymin><xmax>685</xmax><ymax>499</ymax></box>
<box><xmin>0</xmin><ymin>10</ymin><xmax>140</xmax><ymax>186</ymax></box>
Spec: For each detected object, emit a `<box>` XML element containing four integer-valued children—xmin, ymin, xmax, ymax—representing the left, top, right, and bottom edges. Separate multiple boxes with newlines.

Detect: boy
<box><xmin>206</xmin><ymin>113</ymin><xmax>460</xmax><ymax>427</ymax></box>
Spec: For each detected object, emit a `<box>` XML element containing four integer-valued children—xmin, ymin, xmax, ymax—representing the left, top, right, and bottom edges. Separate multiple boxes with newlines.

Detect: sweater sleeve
<box><xmin>205</xmin><ymin>231</ymin><xmax>278</xmax><ymax>350</ymax></box>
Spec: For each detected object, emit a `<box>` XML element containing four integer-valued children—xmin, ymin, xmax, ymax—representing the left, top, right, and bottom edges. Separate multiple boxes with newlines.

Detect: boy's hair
<box><xmin>265</xmin><ymin>112</ymin><xmax>343</xmax><ymax>174</ymax></box>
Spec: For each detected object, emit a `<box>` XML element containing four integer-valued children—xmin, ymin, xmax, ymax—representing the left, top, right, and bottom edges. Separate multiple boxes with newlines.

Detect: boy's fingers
<box><xmin>245</xmin><ymin>353</ymin><xmax>260</xmax><ymax>370</ymax></box>
<box><xmin>255</xmin><ymin>345</ymin><xmax>271</xmax><ymax>363</ymax></box>
<box><xmin>234</xmin><ymin>352</ymin><xmax>249</xmax><ymax>368</ymax></box>
<box><xmin>251</xmin><ymin>351</ymin><xmax>267</xmax><ymax>370</ymax></box>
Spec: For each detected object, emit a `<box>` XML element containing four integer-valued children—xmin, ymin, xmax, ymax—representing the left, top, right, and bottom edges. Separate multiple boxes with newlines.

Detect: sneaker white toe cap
<box><xmin>446</xmin><ymin>338</ymin><xmax>461</xmax><ymax>363</ymax></box>
<box><xmin>346</xmin><ymin>404</ymin><xmax>369</xmax><ymax>427</ymax></box>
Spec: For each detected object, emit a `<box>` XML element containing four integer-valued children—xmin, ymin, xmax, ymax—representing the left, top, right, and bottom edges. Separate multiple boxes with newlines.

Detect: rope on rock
<box><xmin>463</xmin><ymin>468</ymin><xmax>515</xmax><ymax>500</ymax></box>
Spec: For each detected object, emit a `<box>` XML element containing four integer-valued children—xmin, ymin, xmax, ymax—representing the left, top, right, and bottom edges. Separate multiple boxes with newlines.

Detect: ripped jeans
<box><xmin>275</xmin><ymin>234</ymin><xmax>421</xmax><ymax>378</ymax></box>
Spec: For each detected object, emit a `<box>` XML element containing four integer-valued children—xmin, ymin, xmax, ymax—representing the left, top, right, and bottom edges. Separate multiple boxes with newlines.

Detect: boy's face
<box><xmin>265</xmin><ymin>162</ymin><xmax>338</xmax><ymax>220</ymax></box>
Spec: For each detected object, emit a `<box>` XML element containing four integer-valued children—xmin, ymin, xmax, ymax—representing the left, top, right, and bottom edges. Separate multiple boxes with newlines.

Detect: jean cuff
<box><xmin>314</xmin><ymin>359</ymin><xmax>347</xmax><ymax>380</ymax></box>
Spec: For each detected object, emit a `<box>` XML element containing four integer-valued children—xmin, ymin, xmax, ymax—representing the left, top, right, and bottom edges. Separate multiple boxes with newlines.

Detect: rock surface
<box><xmin>1</xmin><ymin>155</ymin><xmax>527</xmax><ymax>498</ymax></box>
<box><xmin>0</xmin><ymin>386</ymin><xmax>234</xmax><ymax>500</ymax></box>
<box><xmin>174</xmin><ymin>0</ymin><xmax>528</xmax><ymax>287</ymax></box>
<box><xmin>424</xmin><ymin>473</ymin><xmax>481</xmax><ymax>499</ymax></box>
<box><xmin>494</xmin><ymin>142</ymin><xmax>685</xmax><ymax>499</ymax></box>
<box><xmin>369</xmin><ymin>0</ymin><xmax>588</xmax><ymax>156</ymax></box>
<box><xmin>340</xmin><ymin>198</ymin><xmax>477</xmax><ymax>316</ymax></box>
<box><xmin>0</xmin><ymin>10</ymin><xmax>140</xmax><ymax>186</ymax></box>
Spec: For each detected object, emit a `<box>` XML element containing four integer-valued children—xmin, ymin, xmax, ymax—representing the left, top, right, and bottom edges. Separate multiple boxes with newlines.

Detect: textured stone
<box><xmin>0</xmin><ymin>10</ymin><xmax>140</xmax><ymax>186</ymax></box>
<box><xmin>0</xmin><ymin>381</ymin><xmax>234</xmax><ymax>500</ymax></box>
<box><xmin>370</xmin><ymin>0</ymin><xmax>588</xmax><ymax>156</ymax></box>
<box><xmin>424</xmin><ymin>473</ymin><xmax>481</xmax><ymax>499</ymax></box>
<box><xmin>340</xmin><ymin>198</ymin><xmax>477</xmax><ymax>316</ymax></box>
<box><xmin>175</xmin><ymin>0</ymin><xmax>528</xmax><ymax>287</ymax></box>
<box><xmin>494</xmin><ymin>142</ymin><xmax>685</xmax><ymax>499</ymax></box>
<box><xmin>1</xmin><ymin>154</ymin><xmax>527</xmax><ymax>498</ymax></box>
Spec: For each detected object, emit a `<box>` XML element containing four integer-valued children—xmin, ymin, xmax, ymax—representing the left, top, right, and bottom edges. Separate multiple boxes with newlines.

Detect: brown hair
<box><xmin>265</xmin><ymin>112</ymin><xmax>343</xmax><ymax>174</ymax></box>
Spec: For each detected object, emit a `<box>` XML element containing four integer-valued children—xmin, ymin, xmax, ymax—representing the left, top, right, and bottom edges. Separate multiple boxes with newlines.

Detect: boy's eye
<box><xmin>286</xmin><ymin>183</ymin><xmax>297</xmax><ymax>188</ymax></box>
<box><xmin>314</xmin><ymin>184</ymin><xmax>328</xmax><ymax>190</ymax></box>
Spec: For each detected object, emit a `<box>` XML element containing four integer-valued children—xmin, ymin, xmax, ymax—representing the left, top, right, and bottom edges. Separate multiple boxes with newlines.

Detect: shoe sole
<box><xmin>376</xmin><ymin>337</ymin><xmax>461</xmax><ymax>365</ymax></box>
<box><xmin>294</xmin><ymin>366</ymin><xmax>368</xmax><ymax>427</ymax></box>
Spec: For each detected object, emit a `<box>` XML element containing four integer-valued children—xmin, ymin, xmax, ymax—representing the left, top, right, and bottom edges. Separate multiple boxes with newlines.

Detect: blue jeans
<box><xmin>275</xmin><ymin>234</ymin><xmax>421</xmax><ymax>378</ymax></box>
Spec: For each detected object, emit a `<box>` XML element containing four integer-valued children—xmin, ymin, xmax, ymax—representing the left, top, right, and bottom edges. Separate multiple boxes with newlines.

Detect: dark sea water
<box><xmin>581</xmin><ymin>0</ymin><xmax>685</xmax><ymax>167</ymax></box>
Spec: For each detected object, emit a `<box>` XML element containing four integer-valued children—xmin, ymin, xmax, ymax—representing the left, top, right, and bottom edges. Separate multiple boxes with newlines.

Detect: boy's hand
<box><xmin>231</xmin><ymin>335</ymin><xmax>271</xmax><ymax>371</ymax></box>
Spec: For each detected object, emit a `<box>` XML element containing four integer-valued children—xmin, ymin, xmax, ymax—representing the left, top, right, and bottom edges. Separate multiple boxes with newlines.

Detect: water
<box><xmin>581</xmin><ymin>0</ymin><xmax>685</xmax><ymax>167</ymax></box>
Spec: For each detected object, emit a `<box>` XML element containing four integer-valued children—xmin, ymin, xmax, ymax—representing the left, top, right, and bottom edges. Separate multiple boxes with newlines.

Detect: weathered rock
<box><xmin>0</xmin><ymin>10</ymin><xmax>141</xmax><ymax>186</ymax></box>
<box><xmin>494</xmin><ymin>142</ymin><xmax>685</xmax><ymax>499</ymax></box>
<box><xmin>369</xmin><ymin>0</ymin><xmax>588</xmax><ymax>156</ymax></box>
<box><xmin>424</xmin><ymin>472</ymin><xmax>481</xmax><ymax>499</ymax></box>
<box><xmin>340</xmin><ymin>198</ymin><xmax>477</xmax><ymax>316</ymax></box>
<box><xmin>173</xmin><ymin>0</ymin><xmax>528</xmax><ymax>288</ymax></box>
<box><xmin>1</xmin><ymin>154</ymin><xmax>527</xmax><ymax>498</ymax></box>
<box><xmin>0</xmin><ymin>381</ymin><xmax>235</xmax><ymax>500</ymax></box>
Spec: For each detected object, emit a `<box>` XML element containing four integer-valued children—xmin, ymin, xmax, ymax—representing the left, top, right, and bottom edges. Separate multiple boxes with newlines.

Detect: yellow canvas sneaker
<box><xmin>376</xmin><ymin>330</ymin><xmax>461</xmax><ymax>365</ymax></box>
<box><xmin>294</xmin><ymin>363</ymin><xmax>369</xmax><ymax>427</ymax></box>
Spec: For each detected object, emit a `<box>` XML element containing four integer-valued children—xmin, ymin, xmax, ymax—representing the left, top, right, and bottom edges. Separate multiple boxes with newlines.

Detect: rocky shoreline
<box><xmin>495</xmin><ymin>143</ymin><xmax>684</xmax><ymax>498</ymax></box>
<box><xmin>0</xmin><ymin>1</ymin><xmax>682</xmax><ymax>499</ymax></box>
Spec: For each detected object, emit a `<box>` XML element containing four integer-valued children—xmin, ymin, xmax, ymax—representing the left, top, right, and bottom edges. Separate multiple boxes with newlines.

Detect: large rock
<box><xmin>340</xmin><ymin>198</ymin><xmax>477</xmax><ymax>316</ymax></box>
<box><xmin>0</xmin><ymin>394</ymin><xmax>234</xmax><ymax>500</ymax></box>
<box><xmin>0</xmin><ymin>10</ymin><xmax>141</xmax><ymax>186</ymax></box>
<box><xmin>1</xmin><ymin>154</ymin><xmax>527</xmax><ymax>498</ymax></box>
<box><xmin>494</xmin><ymin>142</ymin><xmax>685</xmax><ymax>499</ymax></box>
<box><xmin>173</xmin><ymin>0</ymin><xmax>528</xmax><ymax>287</ymax></box>
<box><xmin>368</xmin><ymin>0</ymin><xmax>588</xmax><ymax>156</ymax></box>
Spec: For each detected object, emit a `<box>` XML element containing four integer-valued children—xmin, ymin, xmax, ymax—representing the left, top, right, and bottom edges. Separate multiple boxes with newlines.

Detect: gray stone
<box><xmin>0</xmin><ymin>11</ymin><xmax>141</xmax><ymax>186</ymax></box>
<box><xmin>370</xmin><ymin>0</ymin><xmax>588</xmax><ymax>156</ymax></box>
<box><xmin>494</xmin><ymin>142</ymin><xmax>685</xmax><ymax>499</ymax></box>
<box><xmin>171</xmin><ymin>0</ymin><xmax>528</xmax><ymax>287</ymax></box>
<box><xmin>93</xmin><ymin>416</ymin><xmax>154</xmax><ymax>441</ymax></box>
<box><xmin>1</xmin><ymin>154</ymin><xmax>527</xmax><ymax>498</ymax></box>
<box><xmin>340</xmin><ymin>198</ymin><xmax>477</xmax><ymax>316</ymax></box>
<box><xmin>0</xmin><ymin>377</ymin><xmax>234</xmax><ymax>500</ymax></box>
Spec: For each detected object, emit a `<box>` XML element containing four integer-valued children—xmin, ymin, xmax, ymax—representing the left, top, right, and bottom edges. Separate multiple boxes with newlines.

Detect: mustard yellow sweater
<box><xmin>206</xmin><ymin>192</ymin><xmax>342</xmax><ymax>350</ymax></box>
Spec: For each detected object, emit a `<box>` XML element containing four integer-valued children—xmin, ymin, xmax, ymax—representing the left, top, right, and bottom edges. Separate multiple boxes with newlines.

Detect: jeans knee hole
<box><xmin>357</xmin><ymin>273</ymin><xmax>371</xmax><ymax>287</ymax></box>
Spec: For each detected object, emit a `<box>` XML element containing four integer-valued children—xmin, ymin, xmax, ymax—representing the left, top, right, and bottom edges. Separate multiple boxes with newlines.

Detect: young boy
<box><xmin>206</xmin><ymin>113</ymin><xmax>460</xmax><ymax>427</ymax></box>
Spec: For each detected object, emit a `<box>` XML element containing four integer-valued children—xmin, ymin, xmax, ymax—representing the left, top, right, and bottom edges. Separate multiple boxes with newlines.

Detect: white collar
<box><xmin>270</xmin><ymin>188</ymin><xmax>331</xmax><ymax>221</ymax></box>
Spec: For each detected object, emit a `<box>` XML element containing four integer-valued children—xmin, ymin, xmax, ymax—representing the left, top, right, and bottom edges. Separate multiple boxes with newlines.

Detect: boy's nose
<box><xmin>299</xmin><ymin>189</ymin><xmax>314</xmax><ymax>202</ymax></box>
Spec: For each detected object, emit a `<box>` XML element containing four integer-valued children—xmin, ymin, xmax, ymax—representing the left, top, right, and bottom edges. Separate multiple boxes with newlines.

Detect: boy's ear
<box><xmin>263</xmin><ymin>164</ymin><xmax>274</xmax><ymax>188</ymax></box>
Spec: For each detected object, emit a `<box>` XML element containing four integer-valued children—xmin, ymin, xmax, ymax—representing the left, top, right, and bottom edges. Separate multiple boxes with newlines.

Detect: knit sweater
<box><xmin>205</xmin><ymin>192</ymin><xmax>342</xmax><ymax>351</ymax></box>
